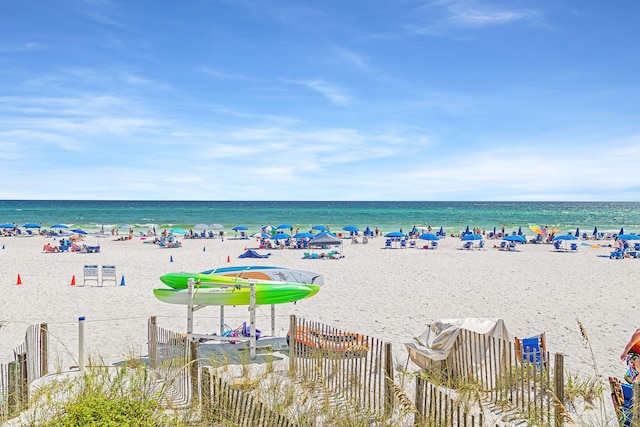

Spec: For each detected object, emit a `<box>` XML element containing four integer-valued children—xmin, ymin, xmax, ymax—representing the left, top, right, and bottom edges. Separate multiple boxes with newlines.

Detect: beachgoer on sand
<box><xmin>620</xmin><ymin>328</ymin><xmax>640</xmax><ymax>382</ymax></box>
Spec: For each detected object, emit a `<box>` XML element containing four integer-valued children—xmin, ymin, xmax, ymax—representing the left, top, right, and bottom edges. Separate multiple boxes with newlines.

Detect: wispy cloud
<box><xmin>335</xmin><ymin>47</ymin><xmax>371</xmax><ymax>71</ymax></box>
<box><xmin>409</xmin><ymin>0</ymin><xmax>541</xmax><ymax>36</ymax></box>
<box><xmin>78</xmin><ymin>0</ymin><xmax>124</xmax><ymax>28</ymax></box>
<box><xmin>289</xmin><ymin>79</ymin><xmax>351</xmax><ymax>105</ymax></box>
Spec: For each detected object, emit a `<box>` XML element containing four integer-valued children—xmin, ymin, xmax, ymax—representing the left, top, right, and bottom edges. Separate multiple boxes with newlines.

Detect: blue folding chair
<box><xmin>515</xmin><ymin>333</ymin><xmax>547</xmax><ymax>368</ymax></box>
<box><xmin>610</xmin><ymin>376</ymin><xmax>633</xmax><ymax>426</ymax></box>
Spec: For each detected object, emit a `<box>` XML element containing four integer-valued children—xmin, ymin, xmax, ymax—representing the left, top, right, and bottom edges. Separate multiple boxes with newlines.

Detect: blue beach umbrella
<box><xmin>294</xmin><ymin>232</ymin><xmax>314</xmax><ymax>239</ymax></box>
<box><xmin>0</xmin><ymin>223</ymin><xmax>16</xmax><ymax>229</ymax></box>
<box><xmin>271</xmin><ymin>232</ymin><xmax>291</xmax><ymax>239</ymax></box>
<box><xmin>276</xmin><ymin>224</ymin><xmax>292</xmax><ymax>230</ymax></box>
<box><xmin>553</xmin><ymin>234</ymin><xmax>577</xmax><ymax>241</ymax></box>
<box><xmin>503</xmin><ymin>235</ymin><xmax>526</xmax><ymax>243</ymax></box>
<box><xmin>232</xmin><ymin>226</ymin><xmax>248</xmax><ymax>231</ymax></box>
<box><xmin>169</xmin><ymin>228</ymin><xmax>187</xmax><ymax>235</ymax></box>
<box><xmin>23</xmin><ymin>223</ymin><xmax>41</xmax><ymax>228</ymax></box>
<box><xmin>464</xmin><ymin>225</ymin><xmax>470</xmax><ymax>234</ymax></box>
<box><xmin>71</xmin><ymin>229</ymin><xmax>87</xmax><ymax>235</ymax></box>
<box><xmin>461</xmin><ymin>233</ymin><xmax>483</xmax><ymax>241</ymax></box>
<box><xmin>419</xmin><ymin>233</ymin><xmax>440</xmax><ymax>241</ymax></box>
<box><xmin>618</xmin><ymin>234</ymin><xmax>640</xmax><ymax>241</ymax></box>
<box><xmin>385</xmin><ymin>231</ymin><xmax>406</xmax><ymax>238</ymax></box>
<box><xmin>312</xmin><ymin>225</ymin><xmax>328</xmax><ymax>232</ymax></box>
<box><xmin>343</xmin><ymin>225</ymin><xmax>359</xmax><ymax>233</ymax></box>
<box><xmin>51</xmin><ymin>224</ymin><xmax>69</xmax><ymax>229</ymax></box>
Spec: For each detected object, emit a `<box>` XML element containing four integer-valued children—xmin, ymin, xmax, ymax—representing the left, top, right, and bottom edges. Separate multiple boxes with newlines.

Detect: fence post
<box><xmin>40</xmin><ymin>323</ymin><xmax>48</xmax><ymax>377</ymax></box>
<box><xmin>384</xmin><ymin>342</ymin><xmax>394</xmax><ymax>414</ymax></box>
<box><xmin>633</xmin><ymin>382</ymin><xmax>640</xmax><ymax>427</ymax></box>
<box><xmin>414</xmin><ymin>375</ymin><xmax>424</xmax><ymax>426</ymax></box>
<box><xmin>190</xmin><ymin>339</ymin><xmax>199</xmax><ymax>404</ymax></box>
<box><xmin>289</xmin><ymin>315</ymin><xmax>296</xmax><ymax>373</ymax></box>
<box><xmin>78</xmin><ymin>316</ymin><xmax>85</xmax><ymax>370</ymax></box>
<box><xmin>18</xmin><ymin>352</ymin><xmax>28</xmax><ymax>409</ymax></box>
<box><xmin>201</xmin><ymin>367</ymin><xmax>211</xmax><ymax>416</ymax></box>
<box><xmin>149</xmin><ymin>316</ymin><xmax>158</xmax><ymax>369</ymax></box>
<box><xmin>554</xmin><ymin>353</ymin><xmax>565</xmax><ymax>427</ymax></box>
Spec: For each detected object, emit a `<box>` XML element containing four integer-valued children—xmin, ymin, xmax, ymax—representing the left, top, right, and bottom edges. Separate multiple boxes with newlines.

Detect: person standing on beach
<box><xmin>620</xmin><ymin>329</ymin><xmax>640</xmax><ymax>382</ymax></box>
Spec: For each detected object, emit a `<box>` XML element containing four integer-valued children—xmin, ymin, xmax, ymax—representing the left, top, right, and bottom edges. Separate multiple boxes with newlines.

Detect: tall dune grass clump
<box><xmin>22</xmin><ymin>363</ymin><xmax>186</xmax><ymax>427</ymax></box>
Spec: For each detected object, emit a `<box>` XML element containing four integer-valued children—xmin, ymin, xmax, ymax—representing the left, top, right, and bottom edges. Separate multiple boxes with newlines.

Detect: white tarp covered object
<box><xmin>405</xmin><ymin>318</ymin><xmax>512</xmax><ymax>371</ymax></box>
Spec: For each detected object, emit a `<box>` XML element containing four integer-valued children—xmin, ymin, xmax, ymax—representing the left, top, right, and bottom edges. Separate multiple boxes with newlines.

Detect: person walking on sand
<box><xmin>620</xmin><ymin>328</ymin><xmax>640</xmax><ymax>382</ymax></box>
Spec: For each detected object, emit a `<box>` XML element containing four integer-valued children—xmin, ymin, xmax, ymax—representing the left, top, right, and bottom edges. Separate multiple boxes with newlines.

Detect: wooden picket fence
<box><xmin>288</xmin><ymin>315</ymin><xmax>395</xmax><ymax>419</ymax></box>
<box><xmin>0</xmin><ymin>323</ymin><xmax>48</xmax><ymax>422</ymax></box>
<box><xmin>413</xmin><ymin>329</ymin><xmax>564</xmax><ymax>427</ymax></box>
<box><xmin>200</xmin><ymin>368</ymin><xmax>298</xmax><ymax>427</ymax></box>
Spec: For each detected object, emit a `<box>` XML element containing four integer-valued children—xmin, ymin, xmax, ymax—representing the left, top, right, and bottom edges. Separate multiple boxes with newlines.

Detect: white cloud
<box><xmin>289</xmin><ymin>79</ymin><xmax>351</xmax><ymax>106</ymax></box>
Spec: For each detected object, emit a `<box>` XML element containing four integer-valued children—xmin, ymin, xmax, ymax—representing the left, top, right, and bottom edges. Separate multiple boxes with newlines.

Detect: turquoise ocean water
<box><xmin>0</xmin><ymin>200</ymin><xmax>639</xmax><ymax>235</ymax></box>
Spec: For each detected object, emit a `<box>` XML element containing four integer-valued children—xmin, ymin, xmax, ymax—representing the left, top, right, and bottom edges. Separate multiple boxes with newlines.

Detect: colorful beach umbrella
<box><xmin>251</xmin><ymin>232</ymin><xmax>271</xmax><ymax>239</ymax></box>
<box><xmin>192</xmin><ymin>223</ymin><xmax>209</xmax><ymax>231</ymax></box>
<box><xmin>209</xmin><ymin>224</ymin><xmax>224</xmax><ymax>229</ymax></box>
<box><xmin>529</xmin><ymin>225</ymin><xmax>546</xmax><ymax>235</ymax></box>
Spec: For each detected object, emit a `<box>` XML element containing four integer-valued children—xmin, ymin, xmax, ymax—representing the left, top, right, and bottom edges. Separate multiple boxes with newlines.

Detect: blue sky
<box><xmin>1</xmin><ymin>0</ymin><xmax>639</xmax><ymax>201</ymax></box>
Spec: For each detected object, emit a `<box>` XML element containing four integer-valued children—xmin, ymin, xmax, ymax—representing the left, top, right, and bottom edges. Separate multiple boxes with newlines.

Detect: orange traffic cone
<box><xmin>16</xmin><ymin>274</ymin><xmax>22</xmax><ymax>285</ymax></box>
<box><xmin>70</xmin><ymin>275</ymin><xmax>76</xmax><ymax>286</ymax></box>
<box><xmin>227</xmin><ymin>255</ymin><xmax>231</xmax><ymax>263</ymax></box>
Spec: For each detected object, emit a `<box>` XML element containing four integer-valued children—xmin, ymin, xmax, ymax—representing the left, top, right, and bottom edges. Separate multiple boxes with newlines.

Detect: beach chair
<box><xmin>611</xmin><ymin>250</ymin><xmax>625</xmax><ymax>260</ymax></box>
<box><xmin>409</xmin><ymin>240</ymin><xmax>416</xmax><ymax>248</ymax></box>
<box><xmin>570</xmin><ymin>243</ymin><xmax>578</xmax><ymax>252</ymax></box>
<box><xmin>385</xmin><ymin>239</ymin><xmax>392</xmax><ymax>248</ymax></box>
<box><xmin>609</xmin><ymin>376</ymin><xmax>633</xmax><ymax>426</ymax></box>
<box><xmin>430</xmin><ymin>241</ymin><xmax>438</xmax><ymax>249</ymax></box>
<box><xmin>462</xmin><ymin>241</ymin><xmax>472</xmax><ymax>250</ymax></box>
<box><xmin>400</xmin><ymin>239</ymin><xmax>407</xmax><ymax>248</ymax></box>
<box><xmin>553</xmin><ymin>240</ymin><xmax>563</xmax><ymax>251</ymax></box>
<box><xmin>515</xmin><ymin>333</ymin><xmax>547</xmax><ymax>368</ymax></box>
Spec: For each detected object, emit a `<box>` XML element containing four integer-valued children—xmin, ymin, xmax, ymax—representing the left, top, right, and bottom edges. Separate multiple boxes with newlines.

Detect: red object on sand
<box><xmin>16</xmin><ymin>274</ymin><xmax>22</xmax><ymax>285</ymax></box>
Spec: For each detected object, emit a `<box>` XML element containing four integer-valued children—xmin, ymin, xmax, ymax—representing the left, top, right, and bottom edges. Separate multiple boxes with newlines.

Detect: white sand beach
<box><xmin>0</xmin><ymin>232</ymin><xmax>634</xmax><ymax>382</ymax></box>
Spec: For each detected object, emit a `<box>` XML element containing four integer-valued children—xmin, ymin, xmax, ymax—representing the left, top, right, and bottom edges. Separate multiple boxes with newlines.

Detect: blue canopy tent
<box><xmin>238</xmin><ymin>249</ymin><xmax>271</xmax><ymax>258</ymax></box>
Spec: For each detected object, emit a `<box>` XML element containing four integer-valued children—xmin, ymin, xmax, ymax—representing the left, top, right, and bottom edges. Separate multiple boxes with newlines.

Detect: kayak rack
<box><xmin>185</xmin><ymin>278</ymin><xmax>277</xmax><ymax>359</ymax></box>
